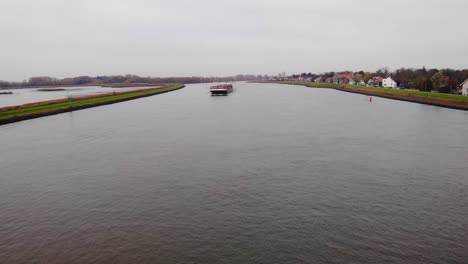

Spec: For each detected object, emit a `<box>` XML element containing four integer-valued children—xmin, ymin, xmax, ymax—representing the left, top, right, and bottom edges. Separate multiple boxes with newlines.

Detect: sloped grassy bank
<box><xmin>262</xmin><ymin>81</ymin><xmax>468</xmax><ymax>110</ymax></box>
<box><xmin>0</xmin><ymin>84</ymin><xmax>184</xmax><ymax>125</ymax></box>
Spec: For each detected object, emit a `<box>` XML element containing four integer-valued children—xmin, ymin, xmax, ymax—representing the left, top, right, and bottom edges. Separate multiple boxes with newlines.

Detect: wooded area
<box><xmin>291</xmin><ymin>67</ymin><xmax>468</xmax><ymax>93</ymax></box>
<box><xmin>0</xmin><ymin>74</ymin><xmax>261</xmax><ymax>88</ymax></box>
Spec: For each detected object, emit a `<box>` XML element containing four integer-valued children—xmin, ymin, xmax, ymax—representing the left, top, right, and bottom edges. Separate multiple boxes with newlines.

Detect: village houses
<box><xmin>382</xmin><ymin>77</ymin><xmax>397</xmax><ymax>88</ymax></box>
<box><xmin>367</xmin><ymin>76</ymin><xmax>383</xmax><ymax>87</ymax></box>
<box><xmin>462</xmin><ymin>79</ymin><xmax>468</xmax><ymax>96</ymax></box>
<box><xmin>332</xmin><ymin>71</ymin><xmax>354</xmax><ymax>84</ymax></box>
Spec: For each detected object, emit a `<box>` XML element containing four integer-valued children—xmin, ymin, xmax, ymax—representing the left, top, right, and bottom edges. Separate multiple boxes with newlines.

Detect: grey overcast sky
<box><xmin>1</xmin><ymin>0</ymin><xmax>467</xmax><ymax>81</ymax></box>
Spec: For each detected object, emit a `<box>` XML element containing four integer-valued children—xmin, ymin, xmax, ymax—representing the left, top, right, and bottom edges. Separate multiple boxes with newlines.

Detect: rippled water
<box><xmin>0</xmin><ymin>82</ymin><xmax>467</xmax><ymax>263</ymax></box>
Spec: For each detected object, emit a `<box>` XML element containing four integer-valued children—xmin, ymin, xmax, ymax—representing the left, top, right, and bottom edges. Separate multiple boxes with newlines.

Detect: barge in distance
<box><xmin>210</xmin><ymin>84</ymin><xmax>234</xmax><ymax>96</ymax></box>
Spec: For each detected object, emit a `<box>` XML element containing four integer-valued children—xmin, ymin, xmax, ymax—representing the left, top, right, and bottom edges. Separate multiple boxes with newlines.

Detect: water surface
<box><xmin>0</xmin><ymin>82</ymin><xmax>467</xmax><ymax>263</ymax></box>
<box><xmin>0</xmin><ymin>86</ymin><xmax>153</xmax><ymax>107</ymax></box>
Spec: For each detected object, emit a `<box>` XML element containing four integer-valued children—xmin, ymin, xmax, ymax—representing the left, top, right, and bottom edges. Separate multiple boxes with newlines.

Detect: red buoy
<box><xmin>369</xmin><ymin>96</ymin><xmax>373</xmax><ymax>102</ymax></box>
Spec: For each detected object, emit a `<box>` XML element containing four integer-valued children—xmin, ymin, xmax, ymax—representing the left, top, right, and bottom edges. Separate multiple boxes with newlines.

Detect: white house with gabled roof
<box><xmin>382</xmin><ymin>77</ymin><xmax>397</xmax><ymax>88</ymax></box>
<box><xmin>461</xmin><ymin>78</ymin><xmax>468</xmax><ymax>96</ymax></box>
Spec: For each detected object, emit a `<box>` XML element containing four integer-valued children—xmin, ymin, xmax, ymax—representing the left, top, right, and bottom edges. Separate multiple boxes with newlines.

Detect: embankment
<box><xmin>265</xmin><ymin>81</ymin><xmax>468</xmax><ymax>111</ymax></box>
<box><xmin>0</xmin><ymin>84</ymin><xmax>185</xmax><ymax>125</ymax></box>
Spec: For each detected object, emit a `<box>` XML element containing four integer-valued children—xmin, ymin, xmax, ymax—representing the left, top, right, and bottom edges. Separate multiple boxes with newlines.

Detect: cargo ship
<box><xmin>210</xmin><ymin>84</ymin><xmax>233</xmax><ymax>96</ymax></box>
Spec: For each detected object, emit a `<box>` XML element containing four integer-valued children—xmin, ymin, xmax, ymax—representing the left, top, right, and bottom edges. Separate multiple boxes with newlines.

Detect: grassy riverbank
<box><xmin>263</xmin><ymin>81</ymin><xmax>468</xmax><ymax>110</ymax></box>
<box><xmin>282</xmin><ymin>81</ymin><xmax>468</xmax><ymax>102</ymax></box>
<box><xmin>0</xmin><ymin>84</ymin><xmax>184</xmax><ymax>125</ymax></box>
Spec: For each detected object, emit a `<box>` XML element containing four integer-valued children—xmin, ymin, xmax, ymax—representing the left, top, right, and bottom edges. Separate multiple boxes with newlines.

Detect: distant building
<box><xmin>462</xmin><ymin>79</ymin><xmax>468</xmax><ymax>96</ymax></box>
<box><xmin>318</xmin><ymin>76</ymin><xmax>328</xmax><ymax>83</ymax></box>
<box><xmin>368</xmin><ymin>77</ymin><xmax>383</xmax><ymax>87</ymax></box>
<box><xmin>332</xmin><ymin>71</ymin><xmax>354</xmax><ymax>84</ymax></box>
<box><xmin>382</xmin><ymin>77</ymin><xmax>397</xmax><ymax>88</ymax></box>
<box><xmin>314</xmin><ymin>77</ymin><xmax>323</xmax><ymax>83</ymax></box>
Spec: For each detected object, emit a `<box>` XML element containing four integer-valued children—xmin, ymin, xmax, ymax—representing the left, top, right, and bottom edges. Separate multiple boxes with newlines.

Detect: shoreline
<box><xmin>0</xmin><ymin>83</ymin><xmax>163</xmax><ymax>90</ymax></box>
<box><xmin>260</xmin><ymin>81</ymin><xmax>468</xmax><ymax>111</ymax></box>
<box><xmin>0</xmin><ymin>84</ymin><xmax>184</xmax><ymax>126</ymax></box>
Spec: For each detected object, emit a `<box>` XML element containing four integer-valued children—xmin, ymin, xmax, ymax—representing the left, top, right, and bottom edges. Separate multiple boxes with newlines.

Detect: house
<box><xmin>462</xmin><ymin>79</ymin><xmax>468</xmax><ymax>96</ymax></box>
<box><xmin>332</xmin><ymin>71</ymin><xmax>354</xmax><ymax>84</ymax></box>
<box><xmin>368</xmin><ymin>77</ymin><xmax>383</xmax><ymax>87</ymax></box>
<box><xmin>314</xmin><ymin>76</ymin><xmax>326</xmax><ymax>83</ymax></box>
<box><xmin>382</xmin><ymin>77</ymin><xmax>397</xmax><ymax>88</ymax></box>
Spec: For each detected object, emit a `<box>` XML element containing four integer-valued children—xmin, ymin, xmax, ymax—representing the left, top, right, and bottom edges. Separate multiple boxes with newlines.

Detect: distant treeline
<box><xmin>0</xmin><ymin>74</ymin><xmax>262</xmax><ymax>88</ymax></box>
<box><xmin>291</xmin><ymin>67</ymin><xmax>468</xmax><ymax>93</ymax></box>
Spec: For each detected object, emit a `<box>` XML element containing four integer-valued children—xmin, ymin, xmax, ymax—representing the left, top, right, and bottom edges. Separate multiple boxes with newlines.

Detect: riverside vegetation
<box><xmin>270</xmin><ymin>81</ymin><xmax>468</xmax><ymax>110</ymax></box>
<box><xmin>0</xmin><ymin>84</ymin><xmax>184</xmax><ymax>125</ymax></box>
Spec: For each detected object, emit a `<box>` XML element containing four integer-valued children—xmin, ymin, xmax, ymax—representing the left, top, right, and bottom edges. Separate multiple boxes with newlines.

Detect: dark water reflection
<box><xmin>0</xmin><ymin>82</ymin><xmax>467</xmax><ymax>263</ymax></box>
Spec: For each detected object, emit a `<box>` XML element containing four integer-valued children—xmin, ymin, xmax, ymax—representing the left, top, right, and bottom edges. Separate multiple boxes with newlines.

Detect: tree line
<box><xmin>291</xmin><ymin>67</ymin><xmax>468</xmax><ymax>93</ymax></box>
<box><xmin>0</xmin><ymin>74</ymin><xmax>262</xmax><ymax>88</ymax></box>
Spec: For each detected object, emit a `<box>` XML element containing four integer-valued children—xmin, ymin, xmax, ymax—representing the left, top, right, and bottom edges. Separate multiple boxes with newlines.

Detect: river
<box><xmin>0</xmin><ymin>82</ymin><xmax>467</xmax><ymax>263</ymax></box>
<box><xmin>0</xmin><ymin>86</ymin><xmax>154</xmax><ymax>107</ymax></box>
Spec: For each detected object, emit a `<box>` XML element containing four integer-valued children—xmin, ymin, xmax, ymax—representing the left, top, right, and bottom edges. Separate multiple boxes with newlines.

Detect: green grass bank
<box><xmin>262</xmin><ymin>81</ymin><xmax>468</xmax><ymax>110</ymax></box>
<box><xmin>0</xmin><ymin>84</ymin><xmax>185</xmax><ymax>125</ymax></box>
